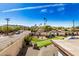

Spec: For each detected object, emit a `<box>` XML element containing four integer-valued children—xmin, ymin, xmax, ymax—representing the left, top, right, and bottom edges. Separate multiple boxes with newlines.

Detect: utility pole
<box><xmin>72</xmin><ymin>19</ymin><xmax>75</xmax><ymax>36</ymax></box>
<box><xmin>5</xmin><ymin>18</ymin><xmax>10</xmax><ymax>35</ymax></box>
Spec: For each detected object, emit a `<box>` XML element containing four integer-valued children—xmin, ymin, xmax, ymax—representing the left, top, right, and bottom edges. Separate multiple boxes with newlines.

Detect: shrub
<box><xmin>24</xmin><ymin>35</ymin><xmax>32</xmax><ymax>45</ymax></box>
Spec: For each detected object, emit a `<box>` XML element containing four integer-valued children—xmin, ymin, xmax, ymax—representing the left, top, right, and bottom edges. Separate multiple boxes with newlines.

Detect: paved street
<box><xmin>0</xmin><ymin>31</ymin><xmax>31</xmax><ymax>51</ymax></box>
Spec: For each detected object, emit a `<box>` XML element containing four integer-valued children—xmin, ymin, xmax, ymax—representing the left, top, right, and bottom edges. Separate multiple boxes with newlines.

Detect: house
<box><xmin>57</xmin><ymin>30</ymin><xmax>66</xmax><ymax>36</ymax></box>
<box><xmin>49</xmin><ymin>30</ymin><xmax>58</xmax><ymax>36</ymax></box>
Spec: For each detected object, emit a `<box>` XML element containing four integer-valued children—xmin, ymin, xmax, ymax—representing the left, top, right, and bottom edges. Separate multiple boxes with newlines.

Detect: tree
<box><xmin>43</xmin><ymin>25</ymin><xmax>52</xmax><ymax>32</ymax></box>
<box><xmin>14</xmin><ymin>26</ymin><xmax>21</xmax><ymax>31</ymax></box>
<box><xmin>2</xmin><ymin>26</ymin><xmax>13</xmax><ymax>33</ymax></box>
<box><xmin>24</xmin><ymin>35</ymin><xmax>32</xmax><ymax>45</ymax></box>
<box><xmin>30</xmin><ymin>26</ymin><xmax>38</xmax><ymax>32</ymax></box>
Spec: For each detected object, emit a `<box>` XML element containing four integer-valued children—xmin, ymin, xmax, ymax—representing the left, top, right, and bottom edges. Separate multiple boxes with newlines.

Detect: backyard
<box><xmin>31</xmin><ymin>36</ymin><xmax>65</xmax><ymax>48</ymax></box>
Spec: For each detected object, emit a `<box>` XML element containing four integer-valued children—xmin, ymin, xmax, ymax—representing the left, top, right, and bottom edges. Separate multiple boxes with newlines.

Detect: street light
<box><xmin>5</xmin><ymin>18</ymin><xmax>10</xmax><ymax>35</ymax></box>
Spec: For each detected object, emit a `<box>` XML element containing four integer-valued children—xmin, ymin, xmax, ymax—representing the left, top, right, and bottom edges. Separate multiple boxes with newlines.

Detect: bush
<box><xmin>33</xmin><ymin>43</ymin><xmax>40</xmax><ymax>50</ymax></box>
<box><xmin>1</xmin><ymin>26</ymin><xmax>14</xmax><ymax>33</ymax></box>
<box><xmin>24</xmin><ymin>35</ymin><xmax>32</xmax><ymax>45</ymax></box>
<box><xmin>0</xmin><ymin>25</ymin><xmax>24</xmax><ymax>34</ymax></box>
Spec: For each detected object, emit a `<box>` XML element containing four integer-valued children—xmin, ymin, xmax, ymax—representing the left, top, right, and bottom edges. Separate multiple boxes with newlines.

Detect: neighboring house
<box><xmin>41</xmin><ymin>32</ymin><xmax>47</xmax><ymax>36</ymax></box>
<box><xmin>49</xmin><ymin>30</ymin><xmax>58</xmax><ymax>36</ymax></box>
<box><xmin>50</xmin><ymin>30</ymin><xmax>66</xmax><ymax>36</ymax></box>
<box><xmin>74</xmin><ymin>29</ymin><xmax>79</xmax><ymax>35</ymax></box>
<box><xmin>57</xmin><ymin>30</ymin><xmax>65</xmax><ymax>36</ymax></box>
<box><xmin>36</xmin><ymin>28</ymin><xmax>47</xmax><ymax>36</ymax></box>
<box><xmin>74</xmin><ymin>32</ymin><xmax>79</xmax><ymax>35</ymax></box>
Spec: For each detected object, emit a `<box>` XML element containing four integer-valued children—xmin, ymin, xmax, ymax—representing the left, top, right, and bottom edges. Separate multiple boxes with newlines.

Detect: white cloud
<box><xmin>41</xmin><ymin>9</ymin><xmax>47</xmax><ymax>13</ymax></box>
<box><xmin>57</xmin><ymin>7</ymin><xmax>64</xmax><ymax>11</ymax></box>
<box><xmin>1</xmin><ymin>3</ymin><xmax>65</xmax><ymax>13</ymax></box>
<box><xmin>53</xmin><ymin>3</ymin><xmax>65</xmax><ymax>7</ymax></box>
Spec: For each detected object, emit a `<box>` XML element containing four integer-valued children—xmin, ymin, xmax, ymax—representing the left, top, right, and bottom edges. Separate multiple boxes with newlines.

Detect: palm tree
<box><xmin>44</xmin><ymin>17</ymin><xmax>47</xmax><ymax>26</ymax></box>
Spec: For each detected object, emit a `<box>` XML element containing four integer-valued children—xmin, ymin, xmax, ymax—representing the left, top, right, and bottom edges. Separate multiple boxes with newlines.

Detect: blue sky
<box><xmin>0</xmin><ymin>3</ymin><xmax>79</xmax><ymax>27</ymax></box>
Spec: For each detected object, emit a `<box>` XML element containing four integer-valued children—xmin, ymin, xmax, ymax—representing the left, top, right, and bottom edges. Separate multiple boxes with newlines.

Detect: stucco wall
<box><xmin>0</xmin><ymin>38</ymin><xmax>23</xmax><ymax>56</ymax></box>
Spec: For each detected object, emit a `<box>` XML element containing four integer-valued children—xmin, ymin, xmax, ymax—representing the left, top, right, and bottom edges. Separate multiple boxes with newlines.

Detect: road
<box><xmin>0</xmin><ymin>31</ymin><xmax>31</xmax><ymax>51</ymax></box>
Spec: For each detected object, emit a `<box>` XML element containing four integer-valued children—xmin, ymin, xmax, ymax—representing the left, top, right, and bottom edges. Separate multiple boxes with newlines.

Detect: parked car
<box><xmin>15</xmin><ymin>31</ymin><xmax>20</xmax><ymax>34</ymax></box>
<box><xmin>69</xmin><ymin>36</ymin><xmax>79</xmax><ymax>40</ymax></box>
<box><xmin>64</xmin><ymin>36</ymin><xmax>79</xmax><ymax>40</ymax></box>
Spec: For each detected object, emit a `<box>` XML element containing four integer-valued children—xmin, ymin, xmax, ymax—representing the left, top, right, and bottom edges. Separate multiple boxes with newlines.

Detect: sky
<box><xmin>0</xmin><ymin>3</ymin><xmax>79</xmax><ymax>27</ymax></box>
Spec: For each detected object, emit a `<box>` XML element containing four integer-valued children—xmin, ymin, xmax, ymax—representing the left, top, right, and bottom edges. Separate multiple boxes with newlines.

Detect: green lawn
<box><xmin>36</xmin><ymin>40</ymin><xmax>52</xmax><ymax>48</ymax></box>
<box><xmin>31</xmin><ymin>37</ymin><xmax>44</xmax><ymax>43</ymax></box>
<box><xmin>31</xmin><ymin>36</ymin><xmax>65</xmax><ymax>48</ymax></box>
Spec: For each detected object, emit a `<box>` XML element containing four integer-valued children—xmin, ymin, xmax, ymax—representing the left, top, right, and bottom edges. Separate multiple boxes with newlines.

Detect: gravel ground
<box><xmin>25</xmin><ymin>47</ymin><xmax>39</xmax><ymax>56</ymax></box>
<box><xmin>38</xmin><ymin>45</ymin><xmax>58</xmax><ymax>56</ymax></box>
<box><xmin>26</xmin><ymin>45</ymin><xmax>58</xmax><ymax>56</ymax></box>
